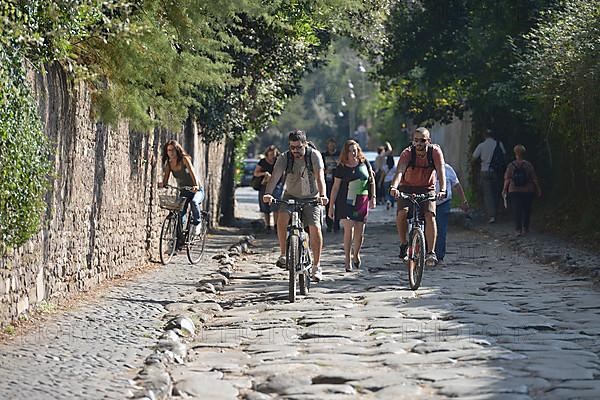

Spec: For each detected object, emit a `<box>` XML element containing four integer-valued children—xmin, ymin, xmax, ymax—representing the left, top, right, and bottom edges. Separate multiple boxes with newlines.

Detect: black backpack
<box><xmin>489</xmin><ymin>140</ymin><xmax>506</xmax><ymax>173</ymax></box>
<box><xmin>283</xmin><ymin>142</ymin><xmax>318</xmax><ymax>193</ymax></box>
<box><xmin>511</xmin><ymin>161</ymin><xmax>528</xmax><ymax>187</ymax></box>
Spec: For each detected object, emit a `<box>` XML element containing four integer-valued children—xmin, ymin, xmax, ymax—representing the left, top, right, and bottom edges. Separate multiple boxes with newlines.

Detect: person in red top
<box><xmin>389</xmin><ymin>127</ymin><xmax>447</xmax><ymax>266</ymax></box>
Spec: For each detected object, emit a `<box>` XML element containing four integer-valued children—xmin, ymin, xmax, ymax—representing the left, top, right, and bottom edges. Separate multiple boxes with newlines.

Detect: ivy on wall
<box><xmin>0</xmin><ymin>47</ymin><xmax>51</xmax><ymax>255</ymax></box>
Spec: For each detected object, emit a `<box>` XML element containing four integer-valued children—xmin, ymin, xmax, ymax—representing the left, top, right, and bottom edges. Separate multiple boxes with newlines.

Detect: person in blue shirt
<box><xmin>434</xmin><ymin>163</ymin><xmax>469</xmax><ymax>265</ymax></box>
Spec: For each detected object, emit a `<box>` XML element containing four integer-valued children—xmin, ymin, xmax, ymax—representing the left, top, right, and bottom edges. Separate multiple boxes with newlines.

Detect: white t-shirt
<box><xmin>472</xmin><ymin>137</ymin><xmax>506</xmax><ymax>172</ymax></box>
<box><xmin>435</xmin><ymin>164</ymin><xmax>459</xmax><ymax>205</ymax></box>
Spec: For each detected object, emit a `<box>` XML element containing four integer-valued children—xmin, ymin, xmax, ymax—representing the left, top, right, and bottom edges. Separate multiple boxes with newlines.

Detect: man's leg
<box><xmin>396</xmin><ymin>208</ymin><xmax>408</xmax><ymax>244</ymax></box>
<box><xmin>481</xmin><ymin>172</ymin><xmax>496</xmax><ymax>221</ymax></box>
<box><xmin>435</xmin><ymin>201</ymin><xmax>450</xmax><ymax>260</ymax></box>
<box><xmin>308</xmin><ymin>224</ymin><xmax>323</xmax><ymax>267</ymax></box>
<box><xmin>424</xmin><ymin>212</ymin><xmax>437</xmax><ymax>253</ymax></box>
<box><xmin>276</xmin><ymin>210</ymin><xmax>290</xmax><ymax>256</ymax></box>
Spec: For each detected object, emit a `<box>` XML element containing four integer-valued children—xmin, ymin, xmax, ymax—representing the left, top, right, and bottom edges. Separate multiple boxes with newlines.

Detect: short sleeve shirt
<box><xmin>399</xmin><ymin>145</ymin><xmax>444</xmax><ymax>190</ymax></box>
<box><xmin>435</xmin><ymin>164</ymin><xmax>459</xmax><ymax>205</ymax></box>
<box><xmin>504</xmin><ymin>160</ymin><xmax>537</xmax><ymax>193</ymax></box>
<box><xmin>323</xmin><ymin>150</ymin><xmax>340</xmax><ymax>181</ymax></box>
<box><xmin>273</xmin><ymin>149</ymin><xmax>324</xmax><ymax>199</ymax></box>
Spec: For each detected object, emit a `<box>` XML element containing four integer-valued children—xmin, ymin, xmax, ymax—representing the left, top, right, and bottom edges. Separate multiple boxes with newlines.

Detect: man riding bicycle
<box><xmin>389</xmin><ymin>127</ymin><xmax>446</xmax><ymax>266</ymax></box>
<box><xmin>263</xmin><ymin>130</ymin><xmax>328</xmax><ymax>282</ymax></box>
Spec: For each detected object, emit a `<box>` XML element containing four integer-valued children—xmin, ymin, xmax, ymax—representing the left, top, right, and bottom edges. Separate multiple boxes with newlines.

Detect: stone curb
<box><xmin>127</xmin><ymin>235</ymin><xmax>255</xmax><ymax>400</ymax></box>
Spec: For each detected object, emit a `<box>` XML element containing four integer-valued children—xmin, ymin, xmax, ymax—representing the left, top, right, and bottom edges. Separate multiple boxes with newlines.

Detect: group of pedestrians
<box><xmin>158</xmin><ymin>125</ymin><xmax>542</xmax><ymax>283</ymax></box>
<box><xmin>472</xmin><ymin>131</ymin><xmax>542</xmax><ymax>236</ymax></box>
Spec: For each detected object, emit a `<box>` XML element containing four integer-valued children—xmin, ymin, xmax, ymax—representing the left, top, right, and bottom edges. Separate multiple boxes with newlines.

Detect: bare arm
<box><xmin>264</xmin><ymin>158</ymin><xmax>284</xmax><ymax>196</ymax></box>
<box><xmin>315</xmin><ymin>165</ymin><xmax>328</xmax><ymax>205</ymax></box>
<box><xmin>453</xmin><ymin>181</ymin><xmax>469</xmax><ymax>210</ymax></box>
<box><xmin>160</xmin><ymin>163</ymin><xmax>171</xmax><ymax>188</ymax></box>
<box><xmin>253</xmin><ymin>164</ymin><xmax>264</xmax><ymax>177</ymax></box>
<box><xmin>328</xmin><ymin>177</ymin><xmax>342</xmax><ymax>218</ymax></box>
<box><xmin>390</xmin><ymin>161</ymin><xmax>407</xmax><ymax>191</ymax></box>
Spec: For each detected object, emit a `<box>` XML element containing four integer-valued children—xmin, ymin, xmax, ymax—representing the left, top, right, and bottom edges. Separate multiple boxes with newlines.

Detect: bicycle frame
<box><xmin>281</xmin><ymin>199</ymin><xmax>313</xmax><ymax>275</ymax></box>
<box><xmin>273</xmin><ymin>198</ymin><xmax>319</xmax><ymax>302</ymax></box>
<box><xmin>159</xmin><ymin>185</ymin><xmax>209</xmax><ymax>265</ymax></box>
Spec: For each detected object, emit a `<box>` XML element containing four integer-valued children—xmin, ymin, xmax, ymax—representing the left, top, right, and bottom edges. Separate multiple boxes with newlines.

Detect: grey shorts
<box><xmin>278</xmin><ymin>196</ymin><xmax>323</xmax><ymax>227</ymax></box>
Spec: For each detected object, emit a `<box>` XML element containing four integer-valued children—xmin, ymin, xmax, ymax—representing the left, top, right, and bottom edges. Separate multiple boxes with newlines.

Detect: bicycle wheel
<box><xmin>408</xmin><ymin>228</ymin><xmax>426</xmax><ymax>290</ymax></box>
<box><xmin>187</xmin><ymin>212</ymin><xmax>208</xmax><ymax>264</ymax></box>
<box><xmin>287</xmin><ymin>234</ymin><xmax>300</xmax><ymax>302</ymax></box>
<box><xmin>159</xmin><ymin>214</ymin><xmax>178</xmax><ymax>265</ymax></box>
<box><xmin>299</xmin><ymin>241</ymin><xmax>311</xmax><ymax>296</ymax></box>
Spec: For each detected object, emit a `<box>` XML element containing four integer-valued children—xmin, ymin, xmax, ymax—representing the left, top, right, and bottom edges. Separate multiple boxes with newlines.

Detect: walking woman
<box><xmin>328</xmin><ymin>140</ymin><xmax>376</xmax><ymax>271</ymax></box>
<box><xmin>502</xmin><ymin>144</ymin><xmax>542</xmax><ymax>236</ymax></box>
<box><xmin>159</xmin><ymin>140</ymin><xmax>205</xmax><ymax>236</ymax></box>
<box><xmin>253</xmin><ymin>145</ymin><xmax>281</xmax><ymax>233</ymax></box>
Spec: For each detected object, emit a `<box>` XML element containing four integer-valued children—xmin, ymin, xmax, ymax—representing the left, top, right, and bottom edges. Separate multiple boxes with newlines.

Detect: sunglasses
<box><xmin>413</xmin><ymin>138</ymin><xmax>428</xmax><ymax>143</ymax></box>
<box><xmin>289</xmin><ymin>144</ymin><xmax>305</xmax><ymax>151</ymax></box>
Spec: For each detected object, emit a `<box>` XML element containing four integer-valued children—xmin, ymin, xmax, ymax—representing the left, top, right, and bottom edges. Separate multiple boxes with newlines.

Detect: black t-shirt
<box><xmin>323</xmin><ymin>150</ymin><xmax>340</xmax><ymax>181</ymax></box>
<box><xmin>258</xmin><ymin>158</ymin><xmax>275</xmax><ymax>174</ymax></box>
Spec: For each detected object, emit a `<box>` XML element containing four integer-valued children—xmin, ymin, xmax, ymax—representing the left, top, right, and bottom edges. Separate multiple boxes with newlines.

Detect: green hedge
<box><xmin>0</xmin><ymin>47</ymin><xmax>51</xmax><ymax>255</ymax></box>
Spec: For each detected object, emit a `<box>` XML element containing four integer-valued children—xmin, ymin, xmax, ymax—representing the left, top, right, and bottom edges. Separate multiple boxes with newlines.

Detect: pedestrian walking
<box><xmin>472</xmin><ymin>129</ymin><xmax>506</xmax><ymax>223</ymax></box>
<box><xmin>434</xmin><ymin>163</ymin><xmax>469</xmax><ymax>265</ymax></box>
<box><xmin>323</xmin><ymin>138</ymin><xmax>341</xmax><ymax>232</ymax></box>
<box><xmin>502</xmin><ymin>144</ymin><xmax>542</xmax><ymax>236</ymax></box>
<box><xmin>328</xmin><ymin>139</ymin><xmax>376</xmax><ymax>271</ymax></box>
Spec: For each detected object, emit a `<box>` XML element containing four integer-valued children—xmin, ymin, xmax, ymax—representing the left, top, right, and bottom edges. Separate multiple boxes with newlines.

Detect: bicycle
<box><xmin>399</xmin><ymin>192</ymin><xmax>436</xmax><ymax>290</ymax></box>
<box><xmin>273</xmin><ymin>198</ymin><xmax>320</xmax><ymax>303</ymax></box>
<box><xmin>158</xmin><ymin>185</ymin><xmax>209</xmax><ymax>265</ymax></box>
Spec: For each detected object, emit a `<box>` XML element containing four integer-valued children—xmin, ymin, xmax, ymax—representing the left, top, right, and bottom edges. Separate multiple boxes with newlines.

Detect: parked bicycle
<box><xmin>399</xmin><ymin>192</ymin><xmax>436</xmax><ymax>290</ymax></box>
<box><xmin>273</xmin><ymin>198</ymin><xmax>319</xmax><ymax>302</ymax></box>
<box><xmin>158</xmin><ymin>184</ymin><xmax>209</xmax><ymax>265</ymax></box>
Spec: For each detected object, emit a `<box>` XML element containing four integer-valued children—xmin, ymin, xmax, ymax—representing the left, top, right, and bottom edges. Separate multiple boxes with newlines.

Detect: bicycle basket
<box><xmin>158</xmin><ymin>194</ymin><xmax>185</xmax><ymax>211</ymax></box>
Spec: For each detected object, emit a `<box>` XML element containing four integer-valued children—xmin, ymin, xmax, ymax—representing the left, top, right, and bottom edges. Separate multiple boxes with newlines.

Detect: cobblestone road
<box><xmin>1</xmin><ymin>187</ymin><xmax>599</xmax><ymax>399</ymax></box>
<box><xmin>0</xmin><ymin>228</ymin><xmax>243</xmax><ymax>399</ymax></box>
<box><xmin>173</xmin><ymin>188</ymin><xmax>600</xmax><ymax>399</ymax></box>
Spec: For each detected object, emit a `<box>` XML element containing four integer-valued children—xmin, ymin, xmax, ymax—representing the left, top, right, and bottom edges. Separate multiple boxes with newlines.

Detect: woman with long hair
<box><xmin>328</xmin><ymin>140</ymin><xmax>376</xmax><ymax>271</ymax></box>
<box><xmin>159</xmin><ymin>140</ymin><xmax>205</xmax><ymax>236</ymax></box>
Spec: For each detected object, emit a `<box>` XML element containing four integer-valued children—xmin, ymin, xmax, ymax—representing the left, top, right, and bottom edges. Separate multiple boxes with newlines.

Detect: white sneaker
<box><xmin>312</xmin><ymin>266</ymin><xmax>323</xmax><ymax>282</ymax></box>
<box><xmin>190</xmin><ymin>223</ymin><xmax>199</xmax><ymax>237</ymax></box>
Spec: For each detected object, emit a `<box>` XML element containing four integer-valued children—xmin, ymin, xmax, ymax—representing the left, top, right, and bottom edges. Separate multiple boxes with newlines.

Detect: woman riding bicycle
<box><xmin>159</xmin><ymin>140</ymin><xmax>205</xmax><ymax>237</ymax></box>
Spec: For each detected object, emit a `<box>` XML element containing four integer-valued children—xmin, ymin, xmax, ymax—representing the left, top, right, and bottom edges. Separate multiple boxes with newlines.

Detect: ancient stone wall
<box><xmin>0</xmin><ymin>64</ymin><xmax>227</xmax><ymax>325</ymax></box>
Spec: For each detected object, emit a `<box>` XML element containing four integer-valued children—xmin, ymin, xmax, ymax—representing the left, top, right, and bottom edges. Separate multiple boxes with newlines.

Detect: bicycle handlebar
<box><xmin>399</xmin><ymin>192</ymin><xmax>437</xmax><ymax>202</ymax></box>
<box><xmin>162</xmin><ymin>184</ymin><xmax>195</xmax><ymax>192</ymax></box>
<box><xmin>272</xmin><ymin>198</ymin><xmax>322</xmax><ymax>207</ymax></box>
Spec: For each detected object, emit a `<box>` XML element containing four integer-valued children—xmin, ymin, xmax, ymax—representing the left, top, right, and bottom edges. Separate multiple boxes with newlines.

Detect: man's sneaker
<box><xmin>488</xmin><ymin>217</ymin><xmax>496</xmax><ymax>224</ymax></box>
<box><xmin>312</xmin><ymin>266</ymin><xmax>323</xmax><ymax>282</ymax></box>
<box><xmin>425</xmin><ymin>252</ymin><xmax>438</xmax><ymax>267</ymax></box>
<box><xmin>276</xmin><ymin>255</ymin><xmax>287</xmax><ymax>269</ymax></box>
<box><xmin>399</xmin><ymin>243</ymin><xmax>408</xmax><ymax>259</ymax></box>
